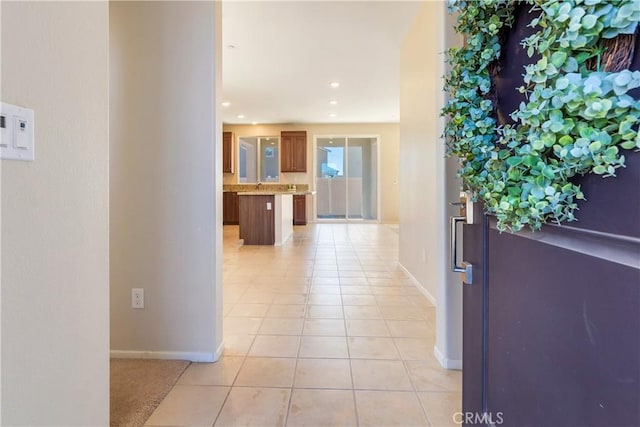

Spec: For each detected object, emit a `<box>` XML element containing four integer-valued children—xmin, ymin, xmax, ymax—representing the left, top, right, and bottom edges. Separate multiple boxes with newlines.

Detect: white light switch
<box><xmin>1</xmin><ymin>102</ymin><xmax>35</xmax><ymax>161</ymax></box>
<box><xmin>267</xmin><ymin>202</ymin><xmax>272</xmax><ymax>210</ymax></box>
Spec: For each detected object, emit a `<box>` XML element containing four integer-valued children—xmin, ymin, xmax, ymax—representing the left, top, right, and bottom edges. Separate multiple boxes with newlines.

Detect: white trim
<box><xmin>110</xmin><ymin>350</ymin><xmax>218</xmax><ymax>363</ymax></box>
<box><xmin>215</xmin><ymin>340</ymin><xmax>225</xmax><ymax>360</ymax></box>
<box><xmin>398</xmin><ymin>263</ymin><xmax>437</xmax><ymax>306</ymax></box>
<box><xmin>433</xmin><ymin>344</ymin><xmax>462</xmax><ymax>370</ymax></box>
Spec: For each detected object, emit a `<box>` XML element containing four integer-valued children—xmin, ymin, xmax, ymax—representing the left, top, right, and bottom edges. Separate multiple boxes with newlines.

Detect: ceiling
<box><xmin>221</xmin><ymin>1</ymin><xmax>422</xmax><ymax>125</ymax></box>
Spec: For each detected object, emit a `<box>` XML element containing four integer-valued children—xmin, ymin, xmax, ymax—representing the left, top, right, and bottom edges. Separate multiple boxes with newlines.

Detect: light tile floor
<box><xmin>146</xmin><ymin>224</ymin><xmax>461</xmax><ymax>427</ymax></box>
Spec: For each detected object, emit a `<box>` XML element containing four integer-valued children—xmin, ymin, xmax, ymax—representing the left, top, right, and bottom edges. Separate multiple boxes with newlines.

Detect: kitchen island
<box><xmin>238</xmin><ymin>192</ymin><xmax>293</xmax><ymax>245</ymax></box>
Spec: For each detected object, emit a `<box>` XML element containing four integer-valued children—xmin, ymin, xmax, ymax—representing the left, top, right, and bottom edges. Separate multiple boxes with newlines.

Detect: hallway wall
<box><xmin>110</xmin><ymin>1</ymin><xmax>223</xmax><ymax>361</ymax></box>
<box><xmin>1</xmin><ymin>2</ymin><xmax>110</xmax><ymax>424</ymax></box>
<box><xmin>399</xmin><ymin>1</ymin><xmax>463</xmax><ymax>368</ymax></box>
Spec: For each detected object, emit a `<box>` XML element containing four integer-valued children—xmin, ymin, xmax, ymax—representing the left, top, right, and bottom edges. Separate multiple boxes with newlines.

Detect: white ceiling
<box><xmin>221</xmin><ymin>1</ymin><xmax>422</xmax><ymax>125</ymax></box>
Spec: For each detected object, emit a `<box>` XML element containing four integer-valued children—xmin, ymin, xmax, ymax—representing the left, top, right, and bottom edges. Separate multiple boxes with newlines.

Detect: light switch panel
<box><xmin>1</xmin><ymin>102</ymin><xmax>35</xmax><ymax>161</ymax></box>
<box><xmin>267</xmin><ymin>202</ymin><xmax>272</xmax><ymax>210</ymax></box>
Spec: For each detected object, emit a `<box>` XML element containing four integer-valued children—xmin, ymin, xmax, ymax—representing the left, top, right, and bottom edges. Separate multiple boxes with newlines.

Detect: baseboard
<box><xmin>434</xmin><ymin>344</ymin><xmax>462</xmax><ymax>370</ymax></box>
<box><xmin>110</xmin><ymin>350</ymin><xmax>218</xmax><ymax>362</ymax></box>
<box><xmin>215</xmin><ymin>340</ymin><xmax>225</xmax><ymax>360</ymax></box>
<box><xmin>398</xmin><ymin>263</ymin><xmax>437</xmax><ymax>306</ymax></box>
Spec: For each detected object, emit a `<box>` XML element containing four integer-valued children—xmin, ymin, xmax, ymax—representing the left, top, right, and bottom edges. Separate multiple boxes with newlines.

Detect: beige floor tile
<box><xmin>306</xmin><ymin>305</ymin><xmax>344</xmax><ymax>319</ymax></box>
<box><xmin>286</xmin><ymin>389</ymin><xmax>357</xmax><ymax>427</ymax></box>
<box><xmin>308</xmin><ymin>294</ymin><xmax>343</xmax><ymax>305</ymax></box>
<box><xmin>214</xmin><ymin>387</ymin><xmax>291</xmax><ymax>427</ymax></box>
<box><xmin>355</xmin><ymin>391</ymin><xmax>429</xmax><ymax>427</ymax></box>
<box><xmin>375</xmin><ymin>295</ymin><xmax>413</xmax><ymax>306</ymax></box>
<box><xmin>341</xmin><ymin>295</ymin><xmax>377</xmax><ymax>306</ymax></box>
<box><xmin>249</xmin><ymin>335</ymin><xmax>300</xmax><ymax>357</ymax></box>
<box><xmin>224</xmin><ymin>334</ymin><xmax>256</xmax><ymax>356</ymax></box>
<box><xmin>259</xmin><ymin>318</ymin><xmax>304</xmax><ymax>335</ymax></box>
<box><xmin>380</xmin><ymin>305</ymin><xmax>426</xmax><ymax>321</ymax></box>
<box><xmin>293</xmin><ymin>358</ymin><xmax>352</xmax><ymax>389</ymax></box>
<box><xmin>387</xmin><ymin>320</ymin><xmax>433</xmax><ymax>338</ymax></box>
<box><xmin>309</xmin><ymin>285</ymin><xmax>341</xmax><ymax>294</ymax></box>
<box><xmin>239</xmin><ymin>292</ymin><xmax>276</xmax><ymax>304</ymax></box>
<box><xmin>234</xmin><ymin>357</ymin><xmax>296</xmax><ymax>387</ymax></box>
<box><xmin>339</xmin><ymin>278</ymin><xmax>369</xmax><ymax>286</ymax></box>
<box><xmin>343</xmin><ymin>305</ymin><xmax>383</xmax><ymax>320</ymax></box>
<box><xmin>351</xmin><ymin>359</ymin><xmax>412</xmax><ymax>390</ymax></box>
<box><xmin>272</xmin><ymin>293</ymin><xmax>307</xmax><ymax>305</ymax></box>
<box><xmin>299</xmin><ymin>336</ymin><xmax>349</xmax><ymax>358</ymax></box>
<box><xmin>340</xmin><ymin>286</ymin><xmax>373</xmax><ymax>295</ymax></box>
<box><xmin>224</xmin><ymin>316</ymin><xmax>263</xmax><ymax>335</ymax></box>
<box><xmin>178</xmin><ymin>357</ymin><xmax>244</xmax><ymax>386</ymax></box>
<box><xmin>345</xmin><ymin>319</ymin><xmax>390</xmax><ymax>337</ymax></box>
<box><xmin>266</xmin><ymin>304</ymin><xmax>306</xmax><ymax>318</ymax></box>
<box><xmin>302</xmin><ymin>319</ymin><xmax>346</xmax><ymax>336</ymax></box>
<box><xmin>406</xmin><ymin>360</ymin><xmax>462</xmax><ymax>392</ymax></box>
<box><xmin>227</xmin><ymin>303</ymin><xmax>270</xmax><ymax>317</ymax></box>
<box><xmin>348</xmin><ymin>337</ymin><xmax>401</xmax><ymax>360</ymax></box>
<box><xmin>145</xmin><ymin>385</ymin><xmax>229</xmax><ymax>426</ymax></box>
<box><xmin>418</xmin><ymin>391</ymin><xmax>462</xmax><ymax>427</ymax></box>
<box><xmin>394</xmin><ymin>338</ymin><xmax>434</xmax><ymax>360</ymax></box>
<box><xmin>310</xmin><ymin>278</ymin><xmax>340</xmax><ymax>286</ymax></box>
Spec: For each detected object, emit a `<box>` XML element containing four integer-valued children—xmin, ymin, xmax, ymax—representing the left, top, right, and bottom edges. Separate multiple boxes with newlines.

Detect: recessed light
<box><xmin>221</xmin><ymin>101</ymin><xmax>231</xmax><ymax>107</ymax></box>
<box><xmin>329</xmin><ymin>100</ymin><xmax>338</xmax><ymax>105</ymax></box>
<box><xmin>328</xmin><ymin>113</ymin><xmax>337</xmax><ymax>118</ymax></box>
<box><xmin>237</xmin><ymin>114</ymin><xmax>245</xmax><ymax>119</ymax></box>
<box><xmin>330</xmin><ymin>81</ymin><xmax>340</xmax><ymax>88</ymax></box>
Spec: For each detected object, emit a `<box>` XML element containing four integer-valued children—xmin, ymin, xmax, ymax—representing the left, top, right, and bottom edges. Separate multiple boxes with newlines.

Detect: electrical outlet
<box><xmin>132</xmin><ymin>288</ymin><xmax>144</xmax><ymax>309</ymax></box>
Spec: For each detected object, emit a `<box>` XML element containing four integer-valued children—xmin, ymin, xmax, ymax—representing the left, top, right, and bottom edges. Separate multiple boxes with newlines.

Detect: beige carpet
<box><xmin>110</xmin><ymin>358</ymin><xmax>190</xmax><ymax>427</ymax></box>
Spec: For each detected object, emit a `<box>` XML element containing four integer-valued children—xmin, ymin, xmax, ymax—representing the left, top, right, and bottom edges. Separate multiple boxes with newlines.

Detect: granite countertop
<box><xmin>237</xmin><ymin>190</ymin><xmax>316</xmax><ymax>196</ymax></box>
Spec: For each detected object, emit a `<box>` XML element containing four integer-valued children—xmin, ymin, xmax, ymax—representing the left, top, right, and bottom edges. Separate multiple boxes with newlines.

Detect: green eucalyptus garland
<box><xmin>443</xmin><ymin>0</ymin><xmax>640</xmax><ymax>231</ymax></box>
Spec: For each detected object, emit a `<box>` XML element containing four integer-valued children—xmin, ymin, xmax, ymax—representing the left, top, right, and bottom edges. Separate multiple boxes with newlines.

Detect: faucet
<box><xmin>256</xmin><ymin>182</ymin><xmax>262</xmax><ymax>190</ymax></box>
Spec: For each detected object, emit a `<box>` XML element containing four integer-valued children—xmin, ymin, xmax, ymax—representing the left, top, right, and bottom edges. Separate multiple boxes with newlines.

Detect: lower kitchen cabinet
<box><xmin>223</xmin><ymin>191</ymin><xmax>239</xmax><ymax>225</ymax></box>
<box><xmin>293</xmin><ymin>194</ymin><xmax>306</xmax><ymax>225</ymax></box>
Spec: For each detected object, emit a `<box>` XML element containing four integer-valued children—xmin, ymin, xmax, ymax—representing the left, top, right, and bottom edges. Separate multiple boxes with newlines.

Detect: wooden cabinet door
<box><xmin>223</xmin><ymin>131</ymin><xmax>234</xmax><ymax>173</ymax></box>
<box><xmin>223</xmin><ymin>192</ymin><xmax>239</xmax><ymax>224</ymax></box>
<box><xmin>281</xmin><ymin>131</ymin><xmax>306</xmax><ymax>172</ymax></box>
<box><xmin>291</xmin><ymin>134</ymin><xmax>307</xmax><ymax>172</ymax></box>
<box><xmin>280</xmin><ymin>136</ymin><xmax>293</xmax><ymax>172</ymax></box>
<box><xmin>293</xmin><ymin>195</ymin><xmax>306</xmax><ymax>225</ymax></box>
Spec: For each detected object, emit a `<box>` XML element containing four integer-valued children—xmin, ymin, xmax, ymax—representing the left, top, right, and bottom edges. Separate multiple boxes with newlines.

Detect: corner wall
<box><xmin>1</xmin><ymin>2</ymin><xmax>110</xmax><ymax>424</ymax></box>
<box><xmin>399</xmin><ymin>1</ymin><xmax>463</xmax><ymax>368</ymax></box>
<box><xmin>110</xmin><ymin>1</ymin><xmax>223</xmax><ymax>361</ymax></box>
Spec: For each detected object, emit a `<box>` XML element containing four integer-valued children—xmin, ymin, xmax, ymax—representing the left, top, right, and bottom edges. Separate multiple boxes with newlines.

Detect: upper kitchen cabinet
<box><xmin>280</xmin><ymin>131</ymin><xmax>307</xmax><ymax>172</ymax></box>
<box><xmin>223</xmin><ymin>131</ymin><xmax>235</xmax><ymax>173</ymax></box>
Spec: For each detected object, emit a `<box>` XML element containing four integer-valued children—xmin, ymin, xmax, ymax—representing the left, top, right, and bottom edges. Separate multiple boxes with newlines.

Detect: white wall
<box><xmin>110</xmin><ymin>1</ymin><xmax>223</xmax><ymax>361</ymax></box>
<box><xmin>223</xmin><ymin>123</ymin><xmax>400</xmax><ymax>222</ymax></box>
<box><xmin>399</xmin><ymin>1</ymin><xmax>463</xmax><ymax>369</ymax></box>
<box><xmin>1</xmin><ymin>2</ymin><xmax>110</xmax><ymax>424</ymax></box>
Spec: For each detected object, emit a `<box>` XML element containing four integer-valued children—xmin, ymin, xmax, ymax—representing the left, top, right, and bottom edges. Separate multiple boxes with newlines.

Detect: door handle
<box><xmin>450</xmin><ymin>216</ymin><xmax>473</xmax><ymax>284</ymax></box>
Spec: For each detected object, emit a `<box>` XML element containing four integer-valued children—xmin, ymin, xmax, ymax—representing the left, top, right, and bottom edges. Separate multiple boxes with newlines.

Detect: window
<box><xmin>238</xmin><ymin>136</ymin><xmax>279</xmax><ymax>183</ymax></box>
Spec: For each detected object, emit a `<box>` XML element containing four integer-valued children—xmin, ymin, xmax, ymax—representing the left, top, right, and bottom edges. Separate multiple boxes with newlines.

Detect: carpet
<box><xmin>110</xmin><ymin>358</ymin><xmax>190</xmax><ymax>427</ymax></box>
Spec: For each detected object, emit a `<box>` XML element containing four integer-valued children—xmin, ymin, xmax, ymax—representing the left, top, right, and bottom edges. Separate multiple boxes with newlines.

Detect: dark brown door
<box><xmin>459</xmin><ymin>5</ymin><xmax>640</xmax><ymax>426</ymax></box>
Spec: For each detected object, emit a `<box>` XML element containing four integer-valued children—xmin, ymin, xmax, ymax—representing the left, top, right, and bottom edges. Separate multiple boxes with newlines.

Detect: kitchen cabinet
<box><xmin>280</xmin><ymin>131</ymin><xmax>307</xmax><ymax>172</ymax></box>
<box><xmin>223</xmin><ymin>191</ymin><xmax>239</xmax><ymax>224</ymax></box>
<box><xmin>293</xmin><ymin>195</ymin><xmax>307</xmax><ymax>225</ymax></box>
<box><xmin>223</xmin><ymin>131</ymin><xmax>235</xmax><ymax>173</ymax></box>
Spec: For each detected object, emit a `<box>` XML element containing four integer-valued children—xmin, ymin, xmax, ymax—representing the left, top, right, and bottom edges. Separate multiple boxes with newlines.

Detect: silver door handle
<box><xmin>450</xmin><ymin>216</ymin><xmax>473</xmax><ymax>284</ymax></box>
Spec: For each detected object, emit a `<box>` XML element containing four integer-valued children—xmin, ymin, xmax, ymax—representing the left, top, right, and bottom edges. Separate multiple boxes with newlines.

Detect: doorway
<box><xmin>314</xmin><ymin>136</ymin><xmax>379</xmax><ymax>221</ymax></box>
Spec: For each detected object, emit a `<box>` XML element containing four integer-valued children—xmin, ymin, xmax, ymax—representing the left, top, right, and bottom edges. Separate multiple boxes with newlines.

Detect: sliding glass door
<box><xmin>316</xmin><ymin>136</ymin><xmax>378</xmax><ymax>221</ymax></box>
